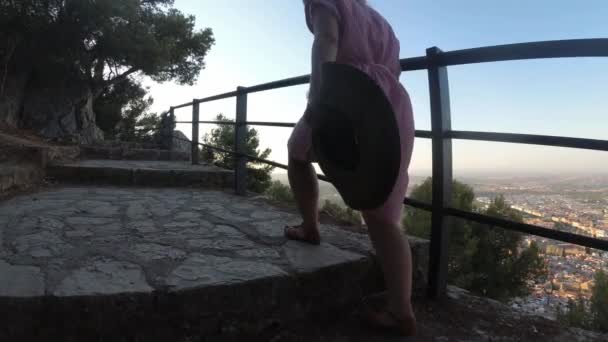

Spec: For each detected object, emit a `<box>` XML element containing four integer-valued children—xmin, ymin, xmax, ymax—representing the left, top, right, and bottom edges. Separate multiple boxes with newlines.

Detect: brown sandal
<box><xmin>284</xmin><ymin>225</ymin><xmax>321</xmax><ymax>245</ymax></box>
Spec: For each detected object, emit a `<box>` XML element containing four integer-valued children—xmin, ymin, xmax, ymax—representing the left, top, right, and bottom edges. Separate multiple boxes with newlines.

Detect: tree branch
<box><xmin>107</xmin><ymin>67</ymin><xmax>138</xmax><ymax>86</ymax></box>
<box><xmin>93</xmin><ymin>66</ymin><xmax>139</xmax><ymax>99</ymax></box>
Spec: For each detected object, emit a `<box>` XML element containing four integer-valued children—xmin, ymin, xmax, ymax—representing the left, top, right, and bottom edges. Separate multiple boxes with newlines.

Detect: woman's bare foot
<box><xmin>284</xmin><ymin>223</ymin><xmax>321</xmax><ymax>245</ymax></box>
<box><xmin>361</xmin><ymin>298</ymin><xmax>417</xmax><ymax>336</ymax></box>
<box><xmin>364</xmin><ymin>309</ymin><xmax>417</xmax><ymax>336</ymax></box>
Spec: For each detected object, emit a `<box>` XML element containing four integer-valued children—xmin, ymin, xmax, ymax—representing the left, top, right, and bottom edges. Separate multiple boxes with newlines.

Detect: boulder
<box><xmin>172</xmin><ymin>130</ymin><xmax>191</xmax><ymax>155</ymax></box>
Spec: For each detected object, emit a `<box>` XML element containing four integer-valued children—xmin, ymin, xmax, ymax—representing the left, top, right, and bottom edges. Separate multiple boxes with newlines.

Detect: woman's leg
<box><xmin>363</xmin><ymin>212</ymin><xmax>417</xmax><ymax>335</ymax></box>
<box><xmin>286</xmin><ymin>157</ymin><xmax>321</xmax><ymax>242</ymax></box>
<box><xmin>286</xmin><ymin>117</ymin><xmax>321</xmax><ymax>243</ymax></box>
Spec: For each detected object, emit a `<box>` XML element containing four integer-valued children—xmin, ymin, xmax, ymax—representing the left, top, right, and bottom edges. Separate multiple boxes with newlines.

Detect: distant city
<box><xmin>272</xmin><ymin>171</ymin><xmax>608</xmax><ymax>319</ymax></box>
<box><xmin>459</xmin><ymin>173</ymin><xmax>608</xmax><ymax>319</ymax></box>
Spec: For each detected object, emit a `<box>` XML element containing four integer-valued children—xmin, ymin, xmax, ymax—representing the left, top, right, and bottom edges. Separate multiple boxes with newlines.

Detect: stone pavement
<box><xmin>0</xmin><ymin>186</ymin><xmax>376</xmax><ymax>297</ymax></box>
<box><xmin>0</xmin><ymin>186</ymin><xmax>428</xmax><ymax>341</ymax></box>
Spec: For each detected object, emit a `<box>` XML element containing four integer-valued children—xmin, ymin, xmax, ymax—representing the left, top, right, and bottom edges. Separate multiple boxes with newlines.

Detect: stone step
<box><xmin>1</xmin><ymin>146</ymin><xmax>44</xmax><ymax>194</ymax></box>
<box><xmin>47</xmin><ymin>160</ymin><xmax>234</xmax><ymax>188</ymax></box>
<box><xmin>0</xmin><ymin>162</ymin><xmax>43</xmax><ymax>194</ymax></box>
<box><xmin>82</xmin><ymin>141</ymin><xmax>164</xmax><ymax>150</ymax></box>
<box><xmin>80</xmin><ymin>145</ymin><xmax>190</xmax><ymax>161</ymax></box>
<box><xmin>1</xmin><ymin>144</ymin><xmax>78</xmax><ymax>196</ymax></box>
<box><xmin>0</xmin><ymin>187</ymin><xmax>429</xmax><ymax>341</ymax></box>
<box><xmin>0</xmin><ymin>135</ymin><xmax>80</xmax><ymax>166</ymax></box>
<box><xmin>0</xmin><ymin>130</ymin><xmax>82</xmax><ymax>195</ymax></box>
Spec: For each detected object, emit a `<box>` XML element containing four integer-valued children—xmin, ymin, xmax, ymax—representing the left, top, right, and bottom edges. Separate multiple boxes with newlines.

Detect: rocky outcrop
<box><xmin>155</xmin><ymin>111</ymin><xmax>189</xmax><ymax>155</ymax></box>
<box><xmin>19</xmin><ymin>76</ymin><xmax>103</xmax><ymax>144</ymax></box>
<box><xmin>0</xmin><ymin>73</ymin><xmax>29</xmax><ymax>128</ymax></box>
<box><xmin>1</xmin><ymin>66</ymin><xmax>104</xmax><ymax>144</ymax></box>
<box><xmin>157</xmin><ymin>111</ymin><xmax>176</xmax><ymax>150</ymax></box>
<box><xmin>172</xmin><ymin>130</ymin><xmax>191</xmax><ymax>155</ymax></box>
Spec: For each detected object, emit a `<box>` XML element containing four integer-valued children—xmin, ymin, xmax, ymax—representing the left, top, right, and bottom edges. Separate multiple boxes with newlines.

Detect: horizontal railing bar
<box><xmin>174</xmin><ymin>61</ymin><xmax>424</xmax><ymax>108</ymax></box>
<box><xmin>223</xmin><ymin>57</ymin><xmax>429</xmax><ymax>96</ymax></box>
<box><xmin>202</xmin><ymin>144</ymin><xmax>329</xmax><ymax>182</ymax></box>
<box><xmin>245</xmin><ymin>121</ymin><xmax>296</xmax><ymax>128</ymax></box>
<box><xmin>198</xmin><ymin>142</ymin><xmax>232</xmax><ymax>155</ymax></box>
<box><xmin>177</xmin><ymin>122</ymin><xmax>433</xmax><ymax>138</ymax></box>
<box><xmin>448</xmin><ymin>131</ymin><xmax>608</xmax><ymax>151</ymax></box>
<box><xmin>176</xmin><ymin>121</ymin><xmax>237</xmax><ymax>125</ymax></box>
<box><xmin>189</xmin><ymin>57</ymin><xmax>425</xmax><ymax>100</ymax></box>
<box><xmin>439</xmin><ymin>38</ymin><xmax>608</xmax><ymax>66</ymax></box>
<box><xmin>400</xmin><ymin>56</ymin><xmax>429</xmax><ymax>71</ymax></box>
<box><xmin>402</xmin><ymin>197</ymin><xmax>608</xmax><ymax>251</ymax></box>
<box><xmin>239</xmin><ymin>55</ymin><xmax>437</xmax><ymax>95</ymax></box>
<box><xmin>172</xmin><ymin>102</ymin><xmax>194</xmax><ymax>110</ymax></box>
<box><xmin>415</xmin><ymin>130</ymin><xmax>432</xmax><ymax>139</ymax></box>
<box><xmin>403</xmin><ymin>197</ymin><xmax>433</xmax><ymax>211</ymax></box>
<box><xmin>176</xmin><ymin>121</ymin><xmax>434</xmax><ymax>138</ymax></box>
<box><xmin>165</xmin><ymin>133</ymin><xmax>331</xmax><ymax>183</ymax></box>
<box><xmin>444</xmin><ymin>207</ymin><xmax>608</xmax><ymax>251</ymax></box>
<box><xmin>178</xmin><ymin>39</ymin><xmax>607</xmax><ymax>108</ymax></box>
<box><xmin>200</xmin><ymin>121</ymin><xmax>236</xmax><ymax>126</ymax></box>
<box><xmin>163</xmin><ymin>126</ymin><xmax>607</xmax><ymax>151</ymax></box>
<box><xmin>246</xmin><ymin>156</ymin><xmax>289</xmax><ymax>170</ymax></box>
<box><xmin>245</xmin><ymin>75</ymin><xmax>310</xmax><ymax>94</ymax></box>
<box><xmin>195</xmin><ymin>90</ymin><xmax>239</xmax><ymax>104</ymax></box>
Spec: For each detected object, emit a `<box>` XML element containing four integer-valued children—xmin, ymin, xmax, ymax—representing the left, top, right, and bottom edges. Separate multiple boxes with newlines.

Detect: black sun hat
<box><xmin>311</xmin><ymin>62</ymin><xmax>401</xmax><ymax>211</ymax></box>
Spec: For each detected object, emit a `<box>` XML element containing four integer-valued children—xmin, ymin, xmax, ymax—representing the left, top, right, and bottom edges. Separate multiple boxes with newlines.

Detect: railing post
<box><xmin>426</xmin><ymin>47</ymin><xmax>453</xmax><ymax>299</ymax></box>
<box><xmin>234</xmin><ymin>86</ymin><xmax>248</xmax><ymax>195</ymax></box>
<box><xmin>191</xmin><ymin>100</ymin><xmax>200</xmax><ymax>165</ymax></box>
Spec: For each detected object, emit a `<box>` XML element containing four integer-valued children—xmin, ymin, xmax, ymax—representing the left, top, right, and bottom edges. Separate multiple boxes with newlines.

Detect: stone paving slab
<box><xmin>0</xmin><ymin>186</ymin><xmax>429</xmax><ymax>341</ymax></box>
<box><xmin>47</xmin><ymin>160</ymin><xmax>234</xmax><ymax>188</ymax></box>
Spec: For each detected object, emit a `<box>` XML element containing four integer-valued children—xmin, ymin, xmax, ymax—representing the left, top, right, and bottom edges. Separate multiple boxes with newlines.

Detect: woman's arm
<box><xmin>307</xmin><ymin>7</ymin><xmax>339</xmax><ymax>106</ymax></box>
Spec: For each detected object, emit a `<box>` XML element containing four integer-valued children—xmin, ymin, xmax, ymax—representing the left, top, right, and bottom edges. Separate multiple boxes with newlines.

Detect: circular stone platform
<box><xmin>0</xmin><ymin>186</ymin><xmax>433</xmax><ymax>341</ymax></box>
<box><xmin>0</xmin><ymin>187</ymin><xmax>377</xmax><ymax>297</ymax></box>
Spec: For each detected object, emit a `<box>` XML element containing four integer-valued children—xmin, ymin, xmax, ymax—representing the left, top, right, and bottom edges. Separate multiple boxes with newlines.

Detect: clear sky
<box><xmin>147</xmin><ymin>0</ymin><xmax>608</xmax><ymax>176</ymax></box>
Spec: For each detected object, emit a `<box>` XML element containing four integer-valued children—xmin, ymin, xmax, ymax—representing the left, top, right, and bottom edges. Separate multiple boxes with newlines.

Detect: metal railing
<box><xmin>165</xmin><ymin>38</ymin><xmax>608</xmax><ymax>299</ymax></box>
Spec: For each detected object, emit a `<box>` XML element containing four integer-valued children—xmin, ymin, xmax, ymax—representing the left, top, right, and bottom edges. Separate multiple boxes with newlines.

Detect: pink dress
<box><xmin>288</xmin><ymin>0</ymin><xmax>415</xmax><ymax>225</ymax></box>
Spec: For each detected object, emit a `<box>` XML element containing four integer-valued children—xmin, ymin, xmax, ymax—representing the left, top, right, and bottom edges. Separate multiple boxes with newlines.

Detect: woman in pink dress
<box><xmin>286</xmin><ymin>0</ymin><xmax>417</xmax><ymax>336</ymax></box>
